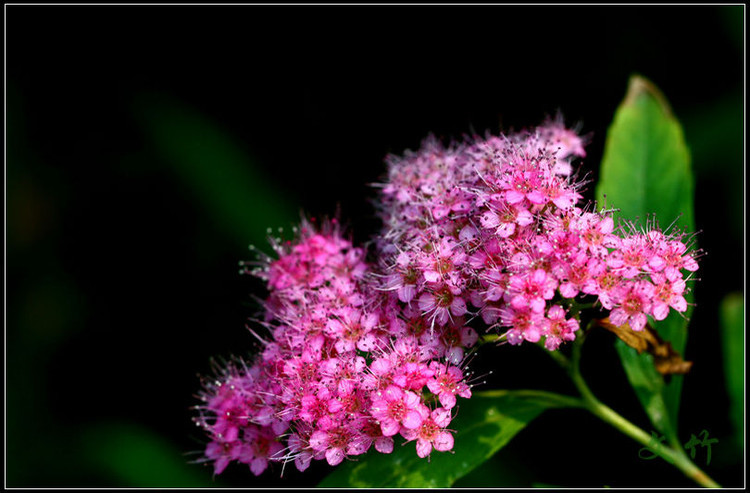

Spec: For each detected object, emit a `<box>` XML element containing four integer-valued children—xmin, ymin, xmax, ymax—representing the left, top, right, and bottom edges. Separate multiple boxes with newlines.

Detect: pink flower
<box><xmin>381</xmin><ymin>251</ymin><xmax>421</xmax><ymax>303</ymax></box>
<box><xmin>556</xmin><ymin>250</ymin><xmax>592</xmax><ymax>298</ymax></box>
<box><xmin>581</xmin><ymin>259</ymin><xmax>624</xmax><ymax>310</ymax></box>
<box><xmin>360</xmin><ymin>419</ymin><xmax>395</xmax><ymax>455</ymax></box>
<box><xmin>205</xmin><ymin>439</ymin><xmax>243</xmax><ymax>475</ymax></box>
<box><xmin>503</xmin><ymin>169</ymin><xmax>547</xmax><ymax>206</ymax></box>
<box><xmin>546</xmin><ymin>229</ymin><xmax>581</xmax><ymax>259</ymax></box>
<box><xmin>537</xmin><ymin>116</ymin><xmax>588</xmax><ymax>160</ymax></box>
<box><xmin>608</xmin><ymin>234</ymin><xmax>652</xmax><ymax>278</ymax></box>
<box><xmin>419</xmin><ymin>237</ymin><xmax>466</xmax><ymax>285</ymax></box>
<box><xmin>309</xmin><ymin>419</ymin><xmax>363</xmax><ymax>466</ymax></box>
<box><xmin>649</xmin><ymin>272</ymin><xmax>688</xmax><ymax>321</ymax></box>
<box><xmin>286</xmin><ymin>428</ymin><xmax>315</xmax><ymax>472</ymax></box>
<box><xmin>500</xmin><ymin>306</ymin><xmax>545</xmax><ymax>344</ymax></box>
<box><xmin>427</xmin><ymin>363</ymin><xmax>471</xmax><ymax>409</ymax></box>
<box><xmin>479</xmin><ymin>201</ymin><xmax>534</xmax><ymax>238</ymax></box>
<box><xmin>400</xmin><ymin>406</ymin><xmax>455</xmax><ymax>458</ymax></box>
<box><xmin>541</xmin><ymin>305</ymin><xmax>580</xmax><ymax>351</ymax></box>
<box><xmin>370</xmin><ymin>385</ymin><xmax>424</xmax><ymax>437</ymax></box>
<box><xmin>298</xmin><ymin>386</ymin><xmax>335</xmax><ymax>423</ymax></box>
<box><xmin>319</xmin><ymin>354</ymin><xmax>367</xmax><ymax>395</ymax></box>
<box><xmin>238</xmin><ymin>426</ymin><xmax>284</xmax><ymax>476</ymax></box>
<box><xmin>508</xmin><ymin>268</ymin><xmax>558</xmax><ymax>314</ymax></box>
<box><xmin>609</xmin><ymin>280</ymin><xmax>655</xmax><ymax>331</ymax></box>
<box><xmin>325</xmin><ymin>307</ymin><xmax>379</xmax><ymax>353</ymax></box>
<box><xmin>392</xmin><ymin>361</ymin><xmax>435</xmax><ymax>391</ymax></box>
<box><xmin>420</xmin><ymin>323</ymin><xmax>478</xmax><ymax>364</ymax></box>
<box><xmin>658</xmin><ymin>238</ymin><xmax>700</xmax><ymax>282</ymax></box>
<box><xmin>431</xmin><ymin>186</ymin><xmax>472</xmax><ymax>220</ymax></box>
<box><xmin>574</xmin><ymin>213</ymin><xmax>620</xmax><ymax>257</ymax></box>
<box><xmin>541</xmin><ymin>175</ymin><xmax>583</xmax><ymax>210</ymax></box>
<box><xmin>418</xmin><ymin>285</ymin><xmax>467</xmax><ymax>327</ymax></box>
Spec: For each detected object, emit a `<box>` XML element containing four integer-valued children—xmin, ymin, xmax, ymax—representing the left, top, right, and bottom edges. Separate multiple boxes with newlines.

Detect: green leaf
<box><xmin>133</xmin><ymin>93</ymin><xmax>298</xmax><ymax>250</ymax></box>
<box><xmin>719</xmin><ymin>292</ymin><xmax>744</xmax><ymax>451</ymax></box>
<box><xmin>452</xmin><ymin>453</ymin><xmax>531</xmax><ymax>487</ymax></box>
<box><xmin>595</xmin><ymin>74</ymin><xmax>694</xmax><ymax>234</ymax></box>
<box><xmin>318</xmin><ymin>390</ymin><xmax>582</xmax><ymax>488</ymax></box>
<box><xmin>615</xmin><ymin>340</ymin><xmax>675</xmax><ymax>440</ymax></box>
<box><xmin>596</xmin><ymin>75</ymin><xmax>695</xmax><ymax>444</ymax></box>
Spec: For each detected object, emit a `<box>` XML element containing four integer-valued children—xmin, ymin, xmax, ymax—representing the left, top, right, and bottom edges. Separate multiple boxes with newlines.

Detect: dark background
<box><xmin>6</xmin><ymin>4</ymin><xmax>744</xmax><ymax>488</ymax></box>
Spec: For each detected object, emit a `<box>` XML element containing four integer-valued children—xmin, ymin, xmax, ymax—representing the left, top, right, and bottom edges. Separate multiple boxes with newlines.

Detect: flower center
<box><xmin>436</xmin><ymin>287</ymin><xmax>454</xmax><ymax>308</ymax></box>
<box><xmin>419</xmin><ymin>419</ymin><xmax>439</xmax><ymax>440</ymax></box>
<box><xmin>388</xmin><ymin>400</ymin><xmax>406</xmax><ymax>420</ymax></box>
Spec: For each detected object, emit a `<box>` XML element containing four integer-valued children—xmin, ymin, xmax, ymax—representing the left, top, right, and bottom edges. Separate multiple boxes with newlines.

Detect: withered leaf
<box><xmin>597</xmin><ymin>317</ymin><xmax>693</xmax><ymax>375</ymax></box>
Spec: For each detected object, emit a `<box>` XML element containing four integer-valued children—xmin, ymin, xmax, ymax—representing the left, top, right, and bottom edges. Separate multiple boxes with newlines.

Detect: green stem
<box><xmin>558</xmin><ymin>338</ymin><xmax>721</xmax><ymax>488</ymax></box>
<box><xmin>479</xmin><ymin>333</ymin><xmax>501</xmax><ymax>345</ymax></box>
<box><xmin>543</xmin><ymin>344</ymin><xmax>571</xmax><ymax>370</ymax></box>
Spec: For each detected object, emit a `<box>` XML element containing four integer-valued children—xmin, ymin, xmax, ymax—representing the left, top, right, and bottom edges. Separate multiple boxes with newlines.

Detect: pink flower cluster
<box><xmin>194</xmin><ymin>116</ymin><xmax>701</xmax><ymax>477</ymax></box>
<box><xmin>375</xmin><ymin>117</ymin><xmax>699</xmax><ymax>349</ymax></box>
<box><xmin>194</xmin><ymin>220</ymin><xmax>476</xmax><ymax>476</ymax></box>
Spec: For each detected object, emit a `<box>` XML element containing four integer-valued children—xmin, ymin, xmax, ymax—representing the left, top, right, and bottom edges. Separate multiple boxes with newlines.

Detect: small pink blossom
<box><xmin>541</xmin><ymin>305</ymin><xmax>580</xmax><ymax>351</ymax></box>
<box><xmin>427</xmin><ymin>362</ymin><xmax>471</xmax><ymax>409</ymax></box>
<box><xmin>392</xmin><ymin>361</ymin><xmax>435</xmax><ymax>391</ymax></box>
<box><xmin>609</xmin><ymin>280</ymin><xmax>655</xmax><ymax>331</ymax></box>
<box><xmin>500</xmin><ymin>307</ymin><xmax>545</xmax><ymax>344</ymax></box>
<box><xmin>649</xmin><ymin>273</ymin><xmax>688</xmax><ymax>321</ymax></box>
<box><xmin>508</xmin><ymin>268</ymin><xmax>558</xmax><ymax>314</ymax></box>
<box><xmin>581</xmin><ymin>259</ymin><xmax>624</xmax><ymax>310</ymax></box>
<box><xmin>418</xmin><ymin>285</ymin><xmax>467</xmax><ymax>327</ymax></box>
<box><xmin>238</xmin><ymin>426</ymin><xmax>284</xmax><ymax>476</ymax></box>
<box><xmin>400</xmin><ymin>406</ymin><xmax>455</xmax><ymax>458</ymax></box>
<box><xmin>370</xmin><ymin>385</ymin><xmax>424</xmax><ymax>437</ymax></box>
<box><xmin>479</xmin><ymin>202</ymin><xmax>534</xmax><ymax>238</ymax></box>
<box><xmin>205</xmin><ymin>440</ymin><xmax>243</xmax><ymax>475</ymax></box>
<box><xmin>538</xmin><ymin>116</ymin><xmax>588</xmax><ymax>160</ymax></box>
<box><xmin>309</xmin><ymin>420</ymin><xmax>363</xmax><ymax>466</ymax></box>
<box><xmin>574</xmin><ymin>213</ymin><xmax>620</xmax><ymax>257</ymax></box>
<box><xmin>658</xmin><ymin>238</ymin><xmax>700</xmax><ymax>281</ymax></box>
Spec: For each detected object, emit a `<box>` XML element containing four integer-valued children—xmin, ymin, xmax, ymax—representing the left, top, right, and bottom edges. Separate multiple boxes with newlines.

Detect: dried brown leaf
<box><xmin>597</xmin><ymin>317</ymin><xmax>693</xmax><ymax>375</ymax></box>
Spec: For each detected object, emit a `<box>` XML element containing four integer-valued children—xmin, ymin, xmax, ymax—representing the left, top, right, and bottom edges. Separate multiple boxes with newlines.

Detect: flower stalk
<box><xmin>551</xmin><ymin>330</ymin><xmax>721</xmax><ymax>488</ymax></box>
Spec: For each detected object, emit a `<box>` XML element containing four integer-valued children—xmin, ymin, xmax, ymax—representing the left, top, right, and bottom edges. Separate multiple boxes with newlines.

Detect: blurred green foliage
<box><xmin>134</xmin><ymin>93</ymin><xmax>299</xmax><ymax>250</ymax></box>
<box><xmin>720</xmin><ymin>292</ymin><xmax>744</xmax><ymax>454</ymax></box>
<box><xmin>80</xmin><ymin>422</ymin><xmax>217</xmax><ymax>487</ymax></box>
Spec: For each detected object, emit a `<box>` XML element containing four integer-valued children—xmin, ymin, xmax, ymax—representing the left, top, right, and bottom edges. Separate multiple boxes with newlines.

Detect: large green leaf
<box><xmin>719</xmin><ymin>292</ymin><xmax>744</xmax><ymax>452</ymax></box>
<box><xmin>596</xmin><ymin>75</ymin><xmax>695</xmax><ymax>444</ymax></box>
<box><xmin>595</xmin><ymin>75</ymin><xmax>694</xmax><ymax>234</ymax></box>
<box><xmin>318</xmin><ymin>390</ymin><xmax>581</xmax><ymax>488</ymax></box>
